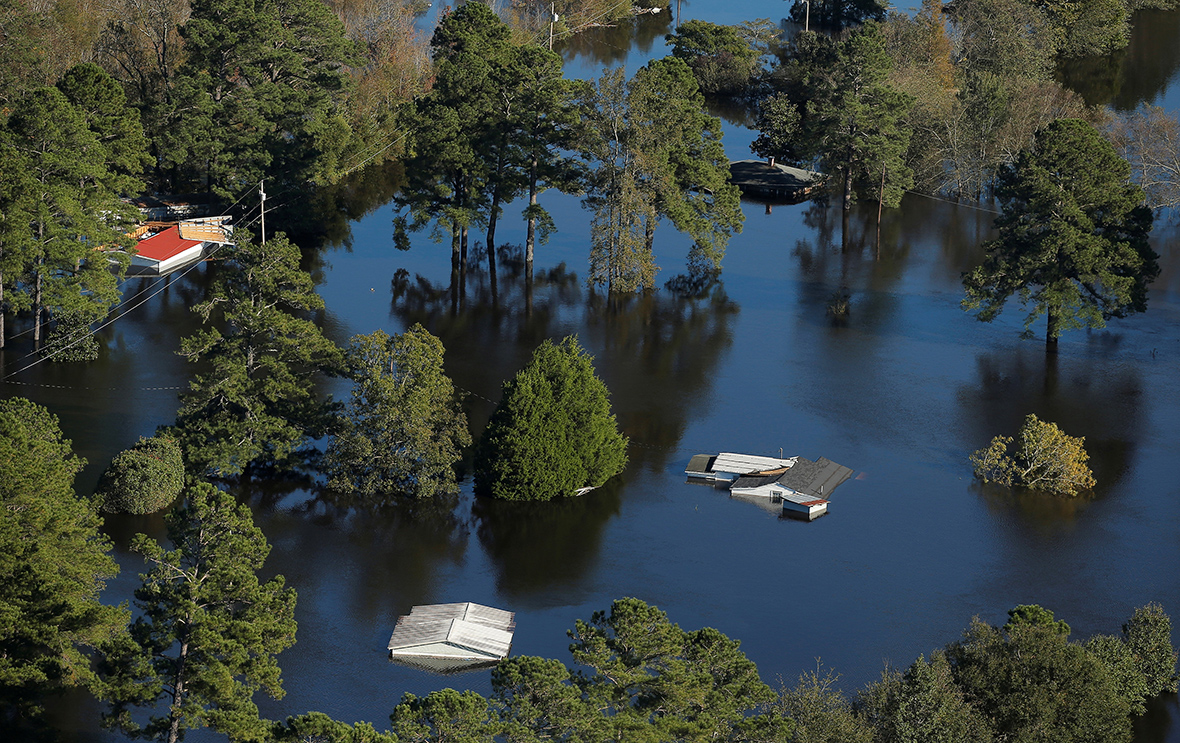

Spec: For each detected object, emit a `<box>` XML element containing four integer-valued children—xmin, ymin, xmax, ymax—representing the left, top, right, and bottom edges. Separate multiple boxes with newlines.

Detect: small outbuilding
<box><xmin>687</xmin><ymin>452</ymin><xmax>854</xmax><ymax>521</ymax></box>
<box><xmin>387</xmin><ymin>602</ymin><xmax>515</xmax><ymax>665</ymax></box>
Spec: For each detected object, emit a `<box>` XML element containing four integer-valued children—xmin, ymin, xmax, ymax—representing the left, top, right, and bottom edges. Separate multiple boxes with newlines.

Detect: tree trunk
<box><xmin>486</xmin><ymin>184</ymin><xmax>499</xmax><ymax>306</ymax></box>
<box><xmin>0</xmin><ymin>269</ymin><xmax>5</xmax><ymax>350</ymax></box>
<box><xmin>450</xmin><ymin>222</ymin><xmax>460</xmax><ymax>315</ymax></box>
<box><xmin>166</xmin><ymin>634</ymin><xmax>191</xmax><ymax>743</ymax></box>
<box><xmin>33</xmin><ymin>266</ymin><xmax>42</xmax><ymax>347</ymax></box>
<box><xmin>843</xmin><ymin>166</ymin><xmax>852</xmax><ymax>212</ymax></box>
<box><xmin>459</xmin><ymin>225</ymin><xmax>468</xmax><ymax>308</ymax></box>
<box><xmin>1046</xmin><ymin>308</ymin><xmax>1059</xmax><ymax>353</ymax></box>
<box><xmin>526</xmin><ymin>154</ymin><xmax>538</xmax><ymax>272</ymax></box>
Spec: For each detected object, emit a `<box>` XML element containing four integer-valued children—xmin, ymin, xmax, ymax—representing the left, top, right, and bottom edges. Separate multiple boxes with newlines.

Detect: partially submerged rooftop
<box><xmin>387</xmin><ymin>602</ymin><xmax>515</xmax><ymax>664</ymax></box>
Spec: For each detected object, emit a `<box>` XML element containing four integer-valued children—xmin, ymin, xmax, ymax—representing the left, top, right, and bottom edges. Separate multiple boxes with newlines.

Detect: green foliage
<box><xmin>391</xmin><ymin>689</ymin><xmax>498</xmax><ymax>743</ymax></box>
<box><xmin>761</xmin><ymin>24</ymin><xmax>913</xmax><ymax>211</ymax></box>
<box><xmin>1123</xmin><ymin>602</ymin><xmax>1179</xmax><ymax>698</ymax></box>
<box><xmin>101</xmin><ymin>483</ymin><xmax>297</xmax><ymax>743</ymax></box>
<box><xmin>946</xmin><ymin>610</ymin><xmax>1132</xmax><ymax>743</ymax></box>
<box><xmin>858</xmin><ymin>652</ymin><xmax>993</xmax><ymax>743</ymax></box>
<box><xmin>271</xmin><ymin>712</ymin><xmax>397</xmax><ymax>743</ymax></box>
<box><xmin>95</xmin><ymin>434</ymin><xmax>185</xmax><ymax>514</ymax></box>
<box><xmin>1026</xmin><ymin>0</ymin><xmax>1130</xmax><ymax>57</ymax></box>
<box><xmin>0</xmin><ymin>81</ymin><xmax>141</xmax><ymax>347</ymax></box>
<box><xmin>475</xmin><ymin>336</ymin><xmax>627</xmax><ymax>501</ymax></box>
<box><xmin>581</xmin><ymin>58</ymin><xmax>743</xmax><ymax>291</ymax></box>
<box><xmin>963</xmin><ymin>119</ymin><xmax>1158</xmax><ymax>345</ymax></box>
<box><xmin>970</xmin><ymin>413</ymin><xmax>1096</xmax><ymax>495</ymax></box>
<box><xmin>787</xmin><ymin>0</ymin><xmax>887</xmax><ymax>30</ymax></box>
<box><xmin>0</xmin><ymin>398</ymin><xmax>124</xmax><ymax>717</ymax></box>
<box><xmin>566</xmin><ymin>597</ymin><xmax>786</xmax><ymax>742</ymax></box>
<box><xmin>175</xmin><ymin>233</ymin><xmax>344</xmax><ymax>477</ymax></box>
<box><xmin>323</xmin><ymin>325</ymin><xmax>471</xmax><ymax>501</ymax></box>
<box><xmin>779</xmin><ymin>663</ymin><xmax>871</xmax><ymax>743</ymax></box>
<box><xmin>666</xmin><ymin>20</ymin><xmax>761</xmax><ymax>96</ymax></box>
<box><xmin>1086</xmin><ymin>634</ymin><xmax>1152</xmax><ymax>715</ymax></box>
<box><xmin>163</xmin><ymin>0</ymin><xmax>358</xmax><ymax>195</ymax></box>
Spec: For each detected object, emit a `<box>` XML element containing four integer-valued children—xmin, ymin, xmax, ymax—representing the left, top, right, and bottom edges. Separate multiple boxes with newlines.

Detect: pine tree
<box><xmin>101</xmin><ymin>483</ymin><xmax>297</xmax><ymax>743</ymax></box>
<box><xmin>0</xmin><ymin>398</ymin><xmax>124</xmax><ymax>719</ymax></box>
<box><xmin>175</xmin><ymin>233</ymin><xmax>343</xmax><ymax>477</ymax></box>
<box><xmin>963</xmin><ymin>118</ymin><xmax>1158</xmax><ymax>349</ymax></box>
<box><xmin>475</xmin><ymin>336</ymin><xmax>627</xmax><ymax>501</ymax></box>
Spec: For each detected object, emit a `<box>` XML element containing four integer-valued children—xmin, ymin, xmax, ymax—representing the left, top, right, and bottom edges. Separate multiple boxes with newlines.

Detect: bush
<box><xmin>95</xmin><ymin>434</ymin><xmax>185</xmax><ymax>514</ymax></box>
<box><xmin>970</xmin><ymin>413</ymin><xmax>1095</xmax><ymax>495</ymax></box>
<box><xmin>475</xmin><ymin>336</ymin><xmax>628</xmax><ymax>501</ymax></box>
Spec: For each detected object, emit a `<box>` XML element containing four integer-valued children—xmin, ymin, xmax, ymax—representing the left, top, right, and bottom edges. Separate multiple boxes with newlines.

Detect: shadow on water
<box><xmin>473</xmin><ymin>479</ymin><xmax>623</xmax><ymax>597</ymax></box>
<box><xmin>559</xmin><ymin>7</ymin><xmax>673</xmax><ymax>73</ymax></box>
<box><xmin>956</xmin><ymin>340</ymin><xmax>1143</xmax><ymax>520</ymax></box>
<box><xmin>1057</xmin><ymin>8</ymin><xmax>1180</xmax><ymax>109</ymax></box>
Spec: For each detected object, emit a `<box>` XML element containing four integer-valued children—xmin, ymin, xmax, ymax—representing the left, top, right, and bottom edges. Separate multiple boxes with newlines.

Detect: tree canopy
<box><xmin>95</xmin><ymin>434</ymin><xmax>186</xmax><ymax>514</ymax></box>
<box><xmin>963</xmin><ymin>118</ymin><xmax>1158</xmax><ymax>348</ymax></box>
<box><xmin>174</xmin><ymin>233</ymin><xmax>343</xmax><ymax>477</ymax></box>
<box><xmin>101</xmin><ymin>483</ymin><xmax>297</xmax><ymax>743</ymax></box>
<box><xmin>475</xmin><ymin>336</ymin><xmax>628</xmax><ymax>501</ymax></box>
<box><xmin>0</xmin><ymin>398</ymin><xmax>124</xmax><ymax>720</ymax></box>
<box><xmin>323</xmin><ymin>325</ymin><xmax>471</xmax><ymax>501</ymax></box>
<box><xmin>970</xmin><ymin>413</ymin><xmax>1096</xmax><ymax>496</ymax></box>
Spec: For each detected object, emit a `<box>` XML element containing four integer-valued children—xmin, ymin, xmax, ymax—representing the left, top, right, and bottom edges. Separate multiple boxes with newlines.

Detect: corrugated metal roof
<box><xmin>712</xmin><ymin>452</ymin><xmax>796</xmax><ymax>474</ymax></box>
<box><xmin>387</xmin><ymin>603</ymin><xmax>515</xmax><ymax>660</ymax></box>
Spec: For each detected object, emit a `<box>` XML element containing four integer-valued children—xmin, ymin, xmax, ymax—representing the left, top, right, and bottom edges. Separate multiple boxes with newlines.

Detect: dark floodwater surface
<box><xmin>12</xmin><ymin>2</ymin><xmax>1180</xmax><ymax>741</ymax></box>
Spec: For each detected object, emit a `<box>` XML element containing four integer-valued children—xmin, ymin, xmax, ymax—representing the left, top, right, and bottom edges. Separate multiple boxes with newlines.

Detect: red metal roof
<box><xmin>134</xmin><ymin>226</ymin><xmax>202</xmax><ymax>262</ymax></box>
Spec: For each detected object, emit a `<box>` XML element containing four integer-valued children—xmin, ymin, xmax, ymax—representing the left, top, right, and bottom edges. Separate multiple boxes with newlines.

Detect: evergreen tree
<box><xmin>475</xmin><ymin>336</ymin><xmax>627</xmax><ymax>501</ymax></box>
<box><xmin>1</xmin><ymin>85</ymin><xmax>141</xmax><ymax>348</ymax></box>
<box><xmin>164</xmin><ymin>0</ymin><xmax>358</xmax><ymax>195</ymax></box>
<box><xmin>323</xmin><ymin>325</ymin><xmax>471</xmax><ymax>501</ymax></box>
<box><xmin>0</xmin><ymin>398</ymin><xmax>124</xmax><ymax>720</ymax></box>
<box><xmin>95</xmin><ymin>434</ymin><xmax>186</xmax><ymax>514</ymax></box>
<box><xmin>963</xmin><ymin>118</ymin><xmax>1158</xmax><ymax>349</ymax></box>
<box><xmin>175</xmin><ymin>233</ymin><xmax>344</xmax><ymax>477</ymax></box>
<box><xmin>666</xmin><ymin>20</ymin><xmax>762</xmax><ymax>96</ymax></box>
<box><xmin>390</xmin><ymin>689</ymin><xmax>498</xmax><ymax>743</ymax></box>
<box><xmin>858</xmin><ymin>652</ymin><xmax>994</xmax><ymax>743</ymax></box>
<box><xmin>759</xmin><ymin>24</ymin><xmax>913</xmax><ymax>213</ymax></box>
<box><xmin>581</xmin><ymin>58</ymin><xmax>742</xmax><ymax>291</ymax></box>
<box><xmin>101</xmin><ymin>483</ymin><xmax>297</xmax><ymax>743</ymax></box>
<box><xmin>946</xmin><ymin>608</ymin><xmax>1133</xmax><ymax>743</ymax></box>
<box><xmin>567</xmin><ymin>598</ymin><xmax>786</xmax><ymax>742</ymax></box>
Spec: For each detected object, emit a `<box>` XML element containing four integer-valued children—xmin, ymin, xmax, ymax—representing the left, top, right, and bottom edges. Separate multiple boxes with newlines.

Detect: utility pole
<box><xmin>259</xmin><ymin>179</ymin><xmax>266</xmax><ymax>245</ymax></box>
<box><xmin>549</xmin><ymin>2</ymin><xmax>556</xmax><ymax>51</ymax></box>
<box><xmin>802</xmin><ymin>0</ymin><xmax>810</xmax><ymax>32</ymax></box>
<box><xmin>676</xmin><ymin>0</ymin><xmax>682</xmax><ymax>30</ymax></box>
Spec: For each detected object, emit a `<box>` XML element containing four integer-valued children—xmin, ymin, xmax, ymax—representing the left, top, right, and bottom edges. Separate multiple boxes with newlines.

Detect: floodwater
<box><xmin>13</xmin><ymin>1</ymin><xmax>1180</xmax><ymax>740</ymax></box>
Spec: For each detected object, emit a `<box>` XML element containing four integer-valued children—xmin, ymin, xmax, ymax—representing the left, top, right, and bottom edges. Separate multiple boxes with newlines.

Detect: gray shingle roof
<box><xmin>776</xmin><ymin>457</ymin><xmax>853</xmax><ymax>498</ymax></box>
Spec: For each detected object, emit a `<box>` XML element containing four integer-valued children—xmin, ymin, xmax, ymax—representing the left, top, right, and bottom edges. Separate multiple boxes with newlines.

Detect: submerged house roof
<box><xmin>387</xmin><ymin>603</ymin><xmax>515</xmax><ymax>663</ymax></box>
<box><xmin>777</xmin><ymin>457</ymin><xmax>853</xmax><ymax>499</ymax></box>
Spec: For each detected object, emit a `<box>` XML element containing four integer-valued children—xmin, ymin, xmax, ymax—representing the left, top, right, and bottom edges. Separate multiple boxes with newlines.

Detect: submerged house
<box><xmin>124</xmin><ymin>217</ymin><xmax>233</xmax><ymax>275</ymax></box>
<box><xmin>387</xmin><ymin>602</ymin><xmax>515</xmax><ymax>672</ymax></box>
<box><xmin>686</xmin><ymin>452</ymin><xmax>853</xmax><ymax>520</ymax></box>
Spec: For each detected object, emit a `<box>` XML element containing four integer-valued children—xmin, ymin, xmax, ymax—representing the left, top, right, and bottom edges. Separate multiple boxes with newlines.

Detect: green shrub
<box><xmin>95</xmin><ymin>434</ymin><xmax>185</xmax><ymax>514</ymax></box>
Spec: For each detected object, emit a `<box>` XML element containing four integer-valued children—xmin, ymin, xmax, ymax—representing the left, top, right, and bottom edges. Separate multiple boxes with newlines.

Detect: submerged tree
<box><xmin>0</xmin><ymin>398</ymin><xmax>124</xmax><ymax>720</ymax></box>
<box><xmin>581</xmin><ymin>58</ymin><xmax>742</xmax><ymax>291</ymax></box>
<box><xmin>94</xmin><ymin>434</ymin><xmax>186</xmax><ymax>514</ymax></box>
<box><xmin>174</xmin><ymin>233</ymin><xmax>343</xmax><ymax>477</ymax></box>
<box><xmin>475</xmin><ymin>336</ymin><xmax>627</xmax><ymax>501</ymax></box>
<box><xmin>323</xmin><ymin>325</ymin><xmax>470</xmax><ymax>501</ymax></box>
<box><xmin>963</xmin><ymin>119</ymin><xmax>1157</xmax><ymax>349</ymax></box>
<box><xmin>101</xmin><ymin>484</ymin><xmax>297</xmax><ymax>743</ymax></box>
<box><xmin>970</xmin><ymin>413</ymin><xmax>1095</xmax><ymax>496</ymax></box>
